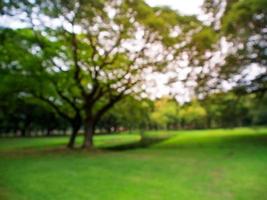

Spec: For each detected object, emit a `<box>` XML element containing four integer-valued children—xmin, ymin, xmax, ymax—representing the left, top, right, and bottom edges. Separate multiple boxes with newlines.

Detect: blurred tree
<box><xmin>180</xmin><ymin>100</ymin><xmax>207</xmax><ymax>129</ymax></box>
<box><xmin>201</xmin><ymin>91</ymin><xmax>253</xmax><ymax>128</ymax></box>
<box><xmin>200</xmin><ymin>0</ymin><xmax>267</xmax><ymax>94</ymax></box>
<box><xmin>99</xmin><ymin>96</ymin><xmax>152</xmax><ymax>133</ymax></box>
<box><xmin>0</xmin><ymin>28</ymin><xmax>82</xmax><ymax>146</ymax></box>
<box><xmin>1</xmin><ymin>0</ymin><xmax>209</xmax><ymax>148</ymax></box>
<box><xmin>250</xmin><ymin>93</ymin><xmax>267</xmax><ymax>125</ymax></box>
<box><xmin>150</xmin><ymin>97</ymin><xmax>179</xmax><ymax>129</ymax></box>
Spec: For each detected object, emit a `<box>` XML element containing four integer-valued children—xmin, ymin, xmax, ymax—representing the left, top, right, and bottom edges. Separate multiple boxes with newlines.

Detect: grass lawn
<box><xmin>0</xmin><ymin>127</ymin><xmax>267</xmax><ymax>200</ymax></box>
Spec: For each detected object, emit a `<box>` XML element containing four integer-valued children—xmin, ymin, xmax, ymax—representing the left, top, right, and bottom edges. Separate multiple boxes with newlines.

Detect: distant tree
<box><xmin>99</xmin><ymin>96</ymin><xmax>152</xmax><ymax>133</ymax></box>
<box><xmin>150</xmin><ymin>97</ymin><xmax>179</xmax><ymax>129</ymax></box>
<box><xmin>180</xmin><ymin>100</ymin><xmax>207</xmax><ymax>129</ymax></box>
<box><xmin>0</xmin><ymin>95</ymin><xmax>67</xmax><ymax>137</ymax></box>
<box><xmin>200</xmin><ymin>91</ymin><xmax>253</xmax><ymax>128</ymax></box>
<box><xmin>250</xmin><ymin>93</ymin><xmax>267</xmax><ymax>125</ymax></box>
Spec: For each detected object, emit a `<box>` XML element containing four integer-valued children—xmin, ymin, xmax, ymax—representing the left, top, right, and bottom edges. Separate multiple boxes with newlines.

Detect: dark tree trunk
<box><xmin>82</xmin><ymin>120</ymin><xmax>95</xmax><ymax>149</ymax></box>
<box><xmin>63</xmin><ymin>128</ymin><xmax>67</xmax><ymax>136</ymax></box>
<box><xmin>21</xmin><ymin>128</ymin><xmax>26</xmax><ymax>137</ymax></box>
<box><xmin>67</xmin><ymin>125</ymin><xmax>80</xmax><ymax>149</ymax></box>
<box><xmin>46</xmin><ymin>128</ymin><xmax>52</xmax><ymax>136</ymax></box>
<box><xmin>107</xmin><ymin>127</ymin><xmax>111</xmax><ymax>134</ymax></box>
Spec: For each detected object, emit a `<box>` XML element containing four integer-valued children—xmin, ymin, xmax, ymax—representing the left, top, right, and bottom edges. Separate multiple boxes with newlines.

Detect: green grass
<box><xmin>0</xmin><ymin>127</ymin><xmax>267</xmax><ymax>200</ymax></box>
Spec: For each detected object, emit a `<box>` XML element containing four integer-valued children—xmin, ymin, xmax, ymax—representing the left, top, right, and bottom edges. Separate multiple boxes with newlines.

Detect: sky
<box><xmin>145</xmin><ymin>0</ymin><xmax>204</xmax><ymax>15</ymax></box>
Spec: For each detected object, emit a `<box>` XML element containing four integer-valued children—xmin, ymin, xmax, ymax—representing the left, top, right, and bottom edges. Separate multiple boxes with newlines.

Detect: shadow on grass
<box><xmin>102</xmin><ymin>136</ymin><xmax>172</xmax><ymax>151</ymax></box>
<box><xmin>0</xmin><ymin>135</ymin><xmax>173</xmax><ymax>156</ymax></box>
<box><xmin>155</xmin><ymin>133</ymin><xmax>267</xmax><ymax>150</ymax></box>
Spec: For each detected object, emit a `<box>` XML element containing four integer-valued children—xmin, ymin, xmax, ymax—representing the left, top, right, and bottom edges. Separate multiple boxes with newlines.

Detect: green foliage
<box><xmin>201</xmin><ymin>0</ymin><xmax>266</xmax><ymax>93</ymax></box>
<box><xmin>99</xmin><ymin>91</ymin><xmax>266</xmax><ymax>132</ymax></box>
<box><xmin>221</xmin><ymin>0</ymin><xmax>267</xmax><ymax>66</ymax></box>
<box><xmin>99</xmin><ymin>96</ymin><xmax>152</xmax><ymax>131</ymax></box>
<box><xmin>222</xmin><ymin>0</ymin><xmax>267</xmax><ymax>36</ymax></box>
<box><xmin>250</xmin><ymin>94</ymin><xmax>267</xmax><ymax>125</ymax></box>
<box><xmin>180</xmin><ymin>100</ymin><xmax>207</xmax><ymax>128</ymax></box>
<box><xmin>201</xmin><ymin>91</ymin><xmax>254</xmax><ymax>128</ymax></box>
<box><xmin>191</xmin><ymin>27</ymin><xmax>218</xmax><ymax>52</ymax></box>
<box><xmin>150</xmin><ymin>97</ymin><xmax>179</xmax><ymax>129</ymax></box>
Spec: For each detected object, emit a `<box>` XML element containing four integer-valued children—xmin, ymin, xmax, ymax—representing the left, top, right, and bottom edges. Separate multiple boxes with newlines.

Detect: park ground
<box><xmin>0</xmin><ymin>127</ymin><xmax>267</xmax><ymax>200</ymax></box>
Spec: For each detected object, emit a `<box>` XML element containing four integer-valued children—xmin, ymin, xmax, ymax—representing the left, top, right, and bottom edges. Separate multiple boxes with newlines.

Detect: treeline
<box><xmin>102</xmin><ymin>91</ymin><xmax>267</xmax><ymax>131</ymax></box>
<box><xmin>1</xmin><ymin>90</ymin><xmax>266</xmax><ymax>137</ymax></box>
<box><xmin>0</xmin><ymin>96</ymin><xmax>68</xmax><ymax>137</ymax></box>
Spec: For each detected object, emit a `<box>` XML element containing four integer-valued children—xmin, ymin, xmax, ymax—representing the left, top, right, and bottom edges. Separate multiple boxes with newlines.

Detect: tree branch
<box><xmin>32</xmin><ymin>94</ymin><xmax>73</xmax><ymax>123</ymax></box>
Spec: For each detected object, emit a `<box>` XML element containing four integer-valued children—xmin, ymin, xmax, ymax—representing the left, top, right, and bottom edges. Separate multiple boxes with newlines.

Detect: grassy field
<box><xmin>0</xmin><ymin>127</ymin><xmax>267</xmax><ymax>200</ymax></box>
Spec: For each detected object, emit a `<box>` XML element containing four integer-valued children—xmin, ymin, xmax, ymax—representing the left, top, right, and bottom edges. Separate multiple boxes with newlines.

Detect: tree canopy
<box><xmin>1</xmin><ymin>0</ymin><xmax>212</xmax><ymax>148</ymax></box>
<box><xmin>199</xmin><ymin>0</ymin><xmax>267</xmax><ymax>95</ymax></box>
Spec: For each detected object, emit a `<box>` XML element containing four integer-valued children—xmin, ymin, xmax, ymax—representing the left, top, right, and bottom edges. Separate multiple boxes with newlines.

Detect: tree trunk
<box><xmin>63</xmin><ymin>128</ymin><xmax>67</xmax><ymax>136</ymax></box>
<box><xmin>67</xmin><ymin>125</ymin><xmax>79</xmax><ymax>149</ymax></box>
<box><xmin>21</xmin><ymin>128</ymin><xmax>26</xmax><ymax>137</ymax></box>
<box><xmin>82</xmin><ymin>120</ymin><xmax>94</xmax><ymax>149</ymax></box>
<box><xmin>46</xmin><ymin>128</ymin><xmax>52</xmax><ymax>136</ymax></box>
